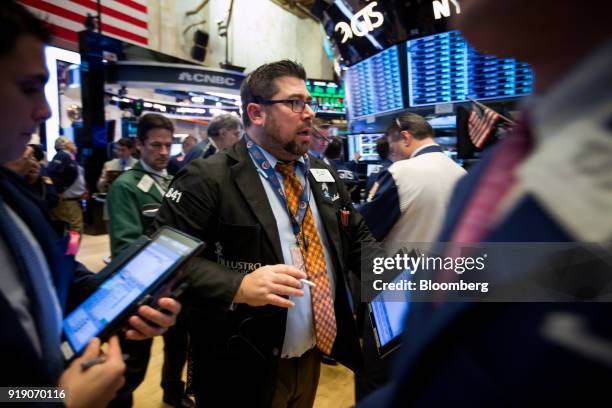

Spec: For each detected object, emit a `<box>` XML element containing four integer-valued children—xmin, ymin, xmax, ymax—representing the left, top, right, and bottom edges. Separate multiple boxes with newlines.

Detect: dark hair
<box><xmin>0</xmin><ymin>1</ymin><xmax>52</xmax><ymax>56</ymax></box>
<box><xmin>27</xmin><ymin>143</ymin><xmax>45</xmax><ymax>162</ymax></box>
<box><xmin>324</xmin><ymin>139</ymin><xmax>343</xmax><ymax>160</ymax></box>
<box><xmin>376</xmin><ymin>137</ymin><xmax>390</xmax><ymax>160</ymax></box>
<box><xmin>182</xmin><ymin>135</ymin><xmax>197</xmax><ymax>146</ymax></box>
<box><xmin>207</xmin><ymin>114</ymin><xmax>241</xmax><ymax>138</ymax></box>
<box><xmin>387</xmin><ymin>113</ymin><xmax>434</xmax><ymax>142</ymax></box>
<box><xmin>116</xmin><ymin>137</ymin><xmax>133</xmax><ymax>149</ymax></box>
<box><xmin>136</xmin><ymin>113</ymin><xmax>174</xmax><ymax>143</ymax></box>
<box><xmin>240</xmin><ymin>60</ymin><xmax>307</xmax><ymax>127</ymax></box>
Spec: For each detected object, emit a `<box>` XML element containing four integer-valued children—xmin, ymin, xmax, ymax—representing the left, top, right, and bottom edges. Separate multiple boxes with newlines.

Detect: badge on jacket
<box><xmin>137</xmin><ymin>174</ymin><xmax>154</xmax><ymax>193</ymax></box>
<box><xmin>310</xmin><ymin>168</ymin><xmax>335</xmax><ymax>182</ymax></box>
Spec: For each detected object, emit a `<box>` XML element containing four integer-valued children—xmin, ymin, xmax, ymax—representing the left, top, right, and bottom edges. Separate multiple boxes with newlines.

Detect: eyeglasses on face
<box><xmin>254</xmin><ymin>98</ymin><xmax>319</xmax><ymax>113</ymax></box>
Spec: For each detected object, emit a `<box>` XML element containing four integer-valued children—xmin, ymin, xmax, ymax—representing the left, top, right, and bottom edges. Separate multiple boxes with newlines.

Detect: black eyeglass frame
<box><xmin>252</xmin><ymin>97</ymin><xmax>319</xmax><ymax>113</ymax></box>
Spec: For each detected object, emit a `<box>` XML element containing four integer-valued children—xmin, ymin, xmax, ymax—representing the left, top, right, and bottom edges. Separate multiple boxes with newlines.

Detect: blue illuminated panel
<box><xmin>346</xmin><ymin>46</ymin><xmax>404</xmax><ymax>118</ymax></box>
<box><xmin>408</xmin><ymin>31</ymin><xmax>533</xmax><ymax>106</ymax></box>
<box><xmin>408</xmin><ymin>31</ymin><xmax>468</xmax><ymax>106</ymax></box>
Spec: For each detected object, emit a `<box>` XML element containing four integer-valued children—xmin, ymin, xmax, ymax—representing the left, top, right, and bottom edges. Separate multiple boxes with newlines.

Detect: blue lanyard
<box><xmin>245</xmin><ymin>134</ymin><xmax>311</xmax><ymax>238</ymax></box>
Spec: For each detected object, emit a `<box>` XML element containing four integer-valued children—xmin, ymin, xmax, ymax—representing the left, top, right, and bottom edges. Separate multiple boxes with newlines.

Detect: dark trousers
<box><xmin>108</xmin><ymin>310</ymin><xmax>190</xmax><ymax>407</ymax></box>
<box><xmin>270</xmin><ymin>348</ymin><xmax>321</xmax><ymax>408</ymax></box>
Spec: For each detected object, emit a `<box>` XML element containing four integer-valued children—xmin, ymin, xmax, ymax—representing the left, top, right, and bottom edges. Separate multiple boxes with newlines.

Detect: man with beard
<box><xmin>154</xmin><ymin>60</ymin><xmax>375</xmax><ymax>407</ymax></box>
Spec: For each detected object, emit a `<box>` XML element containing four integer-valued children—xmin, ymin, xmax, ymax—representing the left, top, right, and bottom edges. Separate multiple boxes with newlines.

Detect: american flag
<box><xmin>19</xmin><ymin>0</ymin><xmax>148</xmax><ymax>48</ymax></box>
<box><xmin>468</xmin><ymin>102</ymin><xmax>501</xmax><ymax>149</ymax></box>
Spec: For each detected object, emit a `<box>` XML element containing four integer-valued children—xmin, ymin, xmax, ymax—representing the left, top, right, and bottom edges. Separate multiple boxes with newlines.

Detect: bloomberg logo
<box><xmin>178</xmin><ymin>72</ymin><xmax>236</xmax><ymax>87</ymax></box>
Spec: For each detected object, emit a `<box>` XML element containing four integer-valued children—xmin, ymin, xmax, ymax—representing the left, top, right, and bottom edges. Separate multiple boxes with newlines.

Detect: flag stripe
<box><xmin>70</xmin><ymin>0</ymin><xmax>147</xmax><ymax>30</ymax></box>
<box><xmin>19</xmin><ymin>0</ymin><xmax>148</xmax><ymax>46</ymax></box>
<box><xmin>99</xmin><ymin>21</ymin><xmax>147</xmax><ymax>45</ymax></box>
<box><xmin>468</xmin><ymin>103</ymin><xmax>500</xmax><ymax>148</ymax></box>
<box><xmin>50</xmin><ymin>24</ymin><xmax>80</xmax><ymax>43</ymax></box>
<box><xmin>21</xmin><ymin>0</ymin><xmax>87</xmax><ymax>26</ymax></box>
<box><xmin>112</xmin><ymin>0</ymin><xmax>147</xmax><ymax>14</ymax></box>
<box><xmin>35</xmin><ymin>0</ymin><xmax>148</xmax><ymax>38</ymax></box>
<box><xmin>101</xmin><ymin>0</ymin><xmax>147</xmax><ymax>22</ymax></box>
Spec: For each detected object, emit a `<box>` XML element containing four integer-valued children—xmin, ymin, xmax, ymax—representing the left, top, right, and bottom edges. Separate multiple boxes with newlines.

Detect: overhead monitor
<box><xmin>407</xmin><ymin>31</ymin><xmax>533</xmax><ymax>106</ymax></box>
<box><xmin>305</xmin><ymin>79</ymin><xmax>346</xmax><ymax>114</ymax></box>
<box><xmin>345</xmin><ymin>45</ymin><xmax>405</xmax><ymax>119</ymax></box>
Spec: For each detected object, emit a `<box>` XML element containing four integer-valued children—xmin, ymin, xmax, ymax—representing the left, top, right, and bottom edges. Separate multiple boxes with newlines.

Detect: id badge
<box><xmin>290</xmin><ymin>245</ymin><xmax>305</xmax><ymax>272</ymax></box>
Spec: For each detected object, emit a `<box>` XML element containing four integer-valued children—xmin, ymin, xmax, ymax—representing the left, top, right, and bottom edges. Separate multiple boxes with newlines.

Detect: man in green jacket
<box><xmin>107</xmin><ymin>113</ymin><xmax>194</xmax><ymax>408</ymax></box>
<box><xmin>108</xmin><ymin>114</ymin><xmax>173</xmax><ymax>258</ymax></box>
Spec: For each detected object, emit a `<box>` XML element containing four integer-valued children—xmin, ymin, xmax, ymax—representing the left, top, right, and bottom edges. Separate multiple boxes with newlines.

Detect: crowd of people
<box><xmin>1</xmin><ymin>0</ymin><xmax>611</xmax><ymax>407</ymax></box>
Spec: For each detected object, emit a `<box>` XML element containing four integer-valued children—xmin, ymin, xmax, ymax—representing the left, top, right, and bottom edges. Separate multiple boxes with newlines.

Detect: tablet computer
<box><xmin>61</xmin><ymin>226</ymin><xmax>203</xmax><ymax>359</ymax></box>
<box><xmin>368</xmin><ymin>268</ymin><xmax>412</xmax><ymax>358</ymax></box>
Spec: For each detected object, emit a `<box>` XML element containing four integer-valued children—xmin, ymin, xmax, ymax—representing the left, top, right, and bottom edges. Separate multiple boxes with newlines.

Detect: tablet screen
<box><xmin>370</xmin><ymin>269</ymin><xmax>411</xmax><ymax>355</ymax></box>
<box><xmin>64</xmin><ymin>231</ymin><xmax>196</xmax><ymax>354</ymax></box>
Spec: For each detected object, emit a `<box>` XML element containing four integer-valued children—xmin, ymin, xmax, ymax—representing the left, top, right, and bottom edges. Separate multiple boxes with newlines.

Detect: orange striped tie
<box><xmin>276</xmin><ymin>162</ymin><xmax>337</xmax><ymax>355</ymax></box>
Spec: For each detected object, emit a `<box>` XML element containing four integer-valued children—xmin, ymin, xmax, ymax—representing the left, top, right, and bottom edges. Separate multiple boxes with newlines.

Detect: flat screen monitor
<box><xmin>170</xmin><ymin>143</ymin><xmax>182</xmax><ymax>156</ymax></box>
<box><xmin>306</xmin><ymin>79</ymin><xmax>346</xmax><ymax>114</ymax></box>
<box><xmin>347</xmin><ymin>133</ymin><xmax>385</xmax><ymax>162</ymax></box>
<box><xmin>369</xmin><ymin>269</ymin><xmax>411</xmax><ymax>357</ymax></box>
<box><xmin>345</xmin><ymin>45</ymin><xmax>405</xmax><ymax>119</ymax></box>
<box><xmin>407</xmin><ymin>31</ymin><xmax>533</xmax><ymax>106</ymax></box>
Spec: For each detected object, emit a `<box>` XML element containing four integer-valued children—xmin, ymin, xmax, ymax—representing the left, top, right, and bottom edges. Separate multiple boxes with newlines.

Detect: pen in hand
<box><xmin>81</xmin><ymin>353</ymin><xmax>130</xmax><ymax>371</ymax></box>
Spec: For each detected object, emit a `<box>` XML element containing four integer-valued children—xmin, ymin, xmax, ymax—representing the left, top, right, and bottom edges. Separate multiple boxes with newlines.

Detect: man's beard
<box><xmin>264</xmin><ymin>116</ymin><xmax>310</xmax><ymax>158</ymax></box>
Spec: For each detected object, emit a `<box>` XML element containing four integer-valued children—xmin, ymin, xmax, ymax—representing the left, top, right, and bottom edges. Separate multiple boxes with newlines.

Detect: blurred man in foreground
<box><xmin>0</xmin><ymin>3</ymin><xmax>181</xmax><ymax>406</ymax></box>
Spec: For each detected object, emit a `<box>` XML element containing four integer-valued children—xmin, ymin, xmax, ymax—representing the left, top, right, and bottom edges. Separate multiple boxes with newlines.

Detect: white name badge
<box><xmin>137</xmin><ymin>174</ymin><xmax>154</xmax><ymax>193</ymax></box>
<box><xmin>310</xmin><ymin>168</ymin><xmax>335</xmax><ymax>183</ymax></box>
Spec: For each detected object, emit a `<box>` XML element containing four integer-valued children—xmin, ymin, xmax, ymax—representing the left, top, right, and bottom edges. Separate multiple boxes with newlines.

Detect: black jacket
<box><xmin>155</xmin><ymin>138</ymin><xmax>376</xmax><ymax>407</ymax></box>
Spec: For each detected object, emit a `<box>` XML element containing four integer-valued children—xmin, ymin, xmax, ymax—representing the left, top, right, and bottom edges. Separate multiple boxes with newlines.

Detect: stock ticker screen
<box><xmin>345</xmin><ymin>46</ymin><xmax>405</xmax><ymax>119</ymax></box>
<box><xmin>407</xmin><ymin>31</ymin><xmax>533</xmax><ymax>106</ymax></box>
<box><xmin>306</xmin><ymin>79</ymin><xmax>346</xmax><ymax>114</ymax></box>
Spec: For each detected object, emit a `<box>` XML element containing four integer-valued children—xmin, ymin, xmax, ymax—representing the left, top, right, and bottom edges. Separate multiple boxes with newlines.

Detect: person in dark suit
<box><xmin>181</xmin><ymin>113</ymin><xmax>242</xmax><ymax>167</ymax></box>
<box><xmin>167</xmin><ymin>135</ymin><xmax>196</xmax><ymax>176</ymax></box>
<box><xmin>358</xmin><ymin>0</ymin><xmax>612</xmax><ymax>406</ymax></box>
<box><xmin>155</xmin><ymin>60</ymin><xmax>375</xmax><ymax>407</ymax></box>
<box><xmin>0</xmin><ymin>2</ymin><xmax>181</xmax><ymax>406</ymax></box>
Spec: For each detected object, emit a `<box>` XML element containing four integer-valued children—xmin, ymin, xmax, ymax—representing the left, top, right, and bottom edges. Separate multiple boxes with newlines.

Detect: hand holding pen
<box><xmin>59</xmin><ymin>336</ymin><xmax>126</xmax><ymax>408</ymax></box>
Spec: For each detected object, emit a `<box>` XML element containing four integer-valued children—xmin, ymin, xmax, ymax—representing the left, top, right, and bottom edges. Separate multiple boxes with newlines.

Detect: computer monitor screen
<box><xmin>347</xmin><ymin>133</ymin><xmax>385</xmax><ymax>162</ymax></box>
<box><xmin>306</xmin><ymin>79</ymin><xmax>346</xmax><ymax>114</ymax></box>
<box><xmin>345</xmin><ymin>46</ymin><xmax>405</xmax><ymax>119</ymax></box>
<box><xmin>407</xmin><ymin>31</ymin><xmax>533</xmax><ymax>106</ymax></box>
<box><xmin>170</xmin><ymin>143</ymin><xmax>182</xmax><ymax>156</ymax></box>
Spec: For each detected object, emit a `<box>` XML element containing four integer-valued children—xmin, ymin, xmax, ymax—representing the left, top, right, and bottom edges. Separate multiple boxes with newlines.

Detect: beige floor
<box><xmin>77</xmin><ymin>234</ymin><xmax>355</xmax><ymax>408</ymax></box>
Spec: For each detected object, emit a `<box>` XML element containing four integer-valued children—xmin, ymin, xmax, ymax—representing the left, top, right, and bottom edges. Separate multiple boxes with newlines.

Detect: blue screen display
<box><xmin>63</xmin><ymin>234</ymin><xmax>192</xmax><ymax>353</ymax></box>
<box><xmin>370</xmin><ymin>269</ymin><xmax>411</xmax><ymax>348</ymax></box>
<box><xmin>407</xmin><ymin>31</ymin><xmax>533</xmax><ymax>106</ymax></box>
<box><xmin>345</xmin><ymin>46</ymin><xmax>405</xmax><ymax>118</ymax></box>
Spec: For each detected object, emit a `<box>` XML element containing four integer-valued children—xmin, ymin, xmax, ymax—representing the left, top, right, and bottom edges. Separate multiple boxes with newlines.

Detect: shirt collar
<box><xmin>410</xmin><ymin>143</ymin><xmax>440</xmax><ymax>159</ymax></box>
<box><xmin>139</xmin><ymin>159</ymin><xmax>168</xmax><ymax>178</ymax></box>
<box><xmin>254</xmin><ymin>141</ymin><xmax>307</xmax><ymax>173</ymax></box>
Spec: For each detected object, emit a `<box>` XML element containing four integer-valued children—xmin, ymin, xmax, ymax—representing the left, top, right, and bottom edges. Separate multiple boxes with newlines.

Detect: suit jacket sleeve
<box><xmin>325</xmin><ymin>161</ymin><xmax>378</xmax><ymax>275</ymax></box>
<box><xmin>153</xmin><ymin>162</ymin><xmax>244</xmax><ymax>317</ymax></box>
<box><xmin>359</xmin><ymin>169</ymin><xmax>401</xmax><ymax>241</ymax></box>
<box><xmin>96</xmin><ymin>161</ymin><xmax>111</xmax><ymax>192</ymax></box>
<box><xmin>107</xmin><ymin>178</ymin><xmax>146</xmax><ymax>258</ymax></box>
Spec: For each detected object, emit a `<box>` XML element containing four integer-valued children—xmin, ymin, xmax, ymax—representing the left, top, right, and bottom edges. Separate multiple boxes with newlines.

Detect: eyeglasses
<box><xmin>312</xmin><ymin>127</ymin><xmax>332</xmax><ymax>142</ymax></box>
<box><xmin>254</xmin><ymin>98</ymin><xmax>319</xmax><ymax>113</ymax></box>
